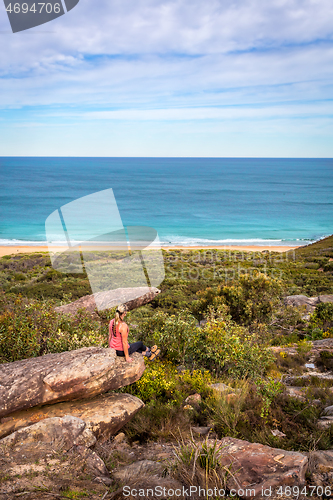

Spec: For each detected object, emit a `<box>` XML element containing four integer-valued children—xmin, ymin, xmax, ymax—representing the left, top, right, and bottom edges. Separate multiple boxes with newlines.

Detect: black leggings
<box><xmin>116</xmin><ymin>341</ymin><xmax>147</xmax><ymax>357</ymax></box>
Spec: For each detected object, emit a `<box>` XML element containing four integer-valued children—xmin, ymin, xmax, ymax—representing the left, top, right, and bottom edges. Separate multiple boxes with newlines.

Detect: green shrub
<box><xmin>126</xmin><ymin>360</ymin><xmax>212</xmax><ymax>404</ymax></box>
<box><xmin>223</xmin><ymin>273</ymin><xmax>283</xmax><ymax>324</ymax></box>
<box><xmin>37</xmin><ymin>269</ymin><xmax>63</xmax><ymax>282</ymax></box>
<box><xmin>0</xmin><ymin>293</ymin><xmax>106</xmax><ymax>363</ymax></box>
<box><xmin>0</xmin><ymin>295</ymin><xmax>58</xmax><ymax>361</ymax></box>
<box><xmin>315</xmin><ymin>302</ymin><xmax>333</xmax><ymax>325</ymax></box>
<box><xmin>305</xmin><ymin>302</ymin><xmax>333</xmax><ymax>338</ymax></box>
<box><xmin>146</xmin><ymin>310</ymin><xmax>198</xmax><ymax>364</ymax></box>
<box><xmin>323</xmin><ymin>262</ymin><xmax>333</xmax><ymax>272</ymax></box>
<box><xmin>13</xmin><ymin>272</ymin><xmax>26</xmax><ymax>281</ymax></box>
<box><xmin>192</xmin><ymin>273</ymin><xmax>283</xmax><ymax>325</ymax></box>
<box><xmin>46</xmin><ymin>310</ymin><xmax>106</xmax><ymax>354</ymax></box>
<box><xmin>131</xmin><ymin>361</ymin><xmax>177</xmax><ymax>401</ymax></box>
<box><xmin>255</xmin><ymin>377</ymin><xmax>284</xmax><ymax>419</ymax></box>
<box><xmin>192</xmin><ymin>307</ymin><xmax>274</xmax><ymax>378</ymax></box>
<box><xmin>305</xmin><ymin>327</ymin><xmax>324</xmax><ymax>341</ymax></box>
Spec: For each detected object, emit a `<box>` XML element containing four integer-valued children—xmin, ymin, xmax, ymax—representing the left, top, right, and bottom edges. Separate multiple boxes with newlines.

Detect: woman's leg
<box><xmin>128</xmin><ymin>341</ymin><xmax>147</xmax><ymax>355</ymax></box>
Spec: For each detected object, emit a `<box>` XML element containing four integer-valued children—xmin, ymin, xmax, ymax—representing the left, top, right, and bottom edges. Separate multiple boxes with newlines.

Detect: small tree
<box><xmin>153</xmin><ymin>311</ymin><xmax>198</xmax><ymax>365</ymax></box>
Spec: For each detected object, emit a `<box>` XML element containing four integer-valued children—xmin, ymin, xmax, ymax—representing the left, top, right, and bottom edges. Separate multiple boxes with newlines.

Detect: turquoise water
<box><xmin>0</xmin><ymin>157</ymin><xmax>332</xmax><ymax>246</ymax></box>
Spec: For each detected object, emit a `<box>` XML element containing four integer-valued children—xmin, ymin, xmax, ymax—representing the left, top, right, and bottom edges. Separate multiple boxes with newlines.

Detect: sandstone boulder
<box><xmin>210</xmin><ymin>382</ymin><xmax>235</xmax><ymax>393</ymax></box>
<box><xmin>0</xmin><ymin>347</ymin><xmax>145</xmax><ymax>418</ymax></box>
<box><xmin>55</xmin><ymin>286</ymin><xmax>160</xmax><ymax>317</ymax></box>
<box><xmin>317</xmin><ymin>416</ymin><xmax>333</xmax><ymax>429</ymax></box>
<box><xmin>0</xmin><ymin>392</ymin><xmax>144</xmax><ymax>441</ymax></box>
<box><xmin>185</xmin><ymin>393</ymin><xmax>201</xmax><ymax>405</ymax></box>
<box><xmin>76</xmin><ymin>445</ymin><xmax>110</xmax><ymax>477</ymax></box>
<box><xmin>284</xmin><ymin>295</ymin><xmax>319</xmax><ymax>311</ymax></box>
<box><xmin>191</xmin><ymin>426</ymin><xmax>211</xmax><ymax>436</ymax></box>
<box><xmin>284</xmin><ymin>386</ymin><xmax>307</xmax><ymax>401</ymax></box>
<box><xmin>323</xmin><ymin>405</ymin><xmax>333</xmax><ymax>416</ymax></box>
<box><xmin>284</xmin><ymin>294</ymin><xmax>333</xmax><ymax>313</ymax></box>
<box><xmin>0</xmin><ymin>416</ymin><xmax>96</xmax><ymax>455</ymax></box>
<box><xmin>319</xmin><ymin>295</ymin><xmax>333</xmax><ymax>304</ymax></box>
<box><xmin>309</xmin><ymin>450</ymin><xmax>333</xmax><ymax>473</ymax></box>
<box><xmin>0</xmin><ymin>417</ymin><xmax>111</xmax><ymax>496</ymax></box>
<box><xmin>217</xmin><ymin>437</ymin><xmax>308</xmax><ymax>497</ymax></box>
<box><xmin>312</xmin><ymin>339</ymin><xmax>333</xmax><ymax>348</ymax></box>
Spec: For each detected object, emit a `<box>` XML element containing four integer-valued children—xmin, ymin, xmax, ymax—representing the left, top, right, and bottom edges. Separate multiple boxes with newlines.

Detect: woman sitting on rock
<box><xmin>109</xmin><ymin>304</ymin><xmax>160</xmax><ymax>363</ymax></box>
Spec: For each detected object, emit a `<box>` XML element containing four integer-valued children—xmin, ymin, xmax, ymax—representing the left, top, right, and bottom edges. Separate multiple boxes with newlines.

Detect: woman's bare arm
<box><xmin>119</xmin><ymin>322</ymin><xmax>132</xmax><ymax>362</ymax></box>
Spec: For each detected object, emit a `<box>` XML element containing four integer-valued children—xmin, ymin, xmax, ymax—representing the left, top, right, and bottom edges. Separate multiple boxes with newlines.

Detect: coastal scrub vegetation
<box><xmin>1</xmin><ymin>235</ymin><xmax>333</xmax><ymax>451</ymax></box>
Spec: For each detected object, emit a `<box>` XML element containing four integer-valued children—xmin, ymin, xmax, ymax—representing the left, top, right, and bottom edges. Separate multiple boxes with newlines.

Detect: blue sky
<box><xmin>0</xmin><ymin>0</ymin><xmax>333</xmax><ymax>157</ymax></box>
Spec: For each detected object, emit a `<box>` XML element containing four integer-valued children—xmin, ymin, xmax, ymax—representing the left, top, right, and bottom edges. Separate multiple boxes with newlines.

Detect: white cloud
<box><xmin>83</xmin><ymin>101</ymin><xmax>333</xmax><ymax>121</ymax></box>
<box><xmin>0</xmin><ymin>0</ymin><xmax>333</xmax><ymax>155</ymax></box>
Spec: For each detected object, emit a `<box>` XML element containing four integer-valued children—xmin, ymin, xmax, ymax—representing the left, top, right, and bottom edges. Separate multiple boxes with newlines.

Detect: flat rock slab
<box><xmin>55</xmin><ymin>286</ymin><xmax>161</xmax><ymax>316</ymax></box>
<box><xmin>0</xmin><ymin>392</ymin><xmax>144</xmax><ymax>441</ymax></box>
<box><xmin>312</xmin><ymin>339</ymin><xmax>333</xmax><ymax>348</ymax></box>
<box><xmin>217</xmin><ymin>437</ymin><xmax>308</xmax><ymax>498</ymax></box>
<box><xmin>0</xmin><ymin>347</ymin><xmax>145</xmax><ymax>418</ymax></box>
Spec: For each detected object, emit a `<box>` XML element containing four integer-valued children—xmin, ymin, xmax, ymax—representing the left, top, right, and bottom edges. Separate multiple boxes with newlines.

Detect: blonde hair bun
<box><xmin>116</xmin><ymin>304</ymin><xmax>127</xmax><ymax>314</ymax></box>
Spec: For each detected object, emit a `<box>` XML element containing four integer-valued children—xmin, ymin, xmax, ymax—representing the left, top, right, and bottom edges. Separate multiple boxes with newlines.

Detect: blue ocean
<box><xmin>0</xmin><ymin>157</ymin><xmax>332</xmax><ymax>247</ymax></box>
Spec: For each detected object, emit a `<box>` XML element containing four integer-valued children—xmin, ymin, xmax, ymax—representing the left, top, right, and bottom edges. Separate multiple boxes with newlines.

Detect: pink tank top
<box><xmin>109</xmin><ymin>319</ymin><xmax>130</xmax><ymax>351</ymax></box>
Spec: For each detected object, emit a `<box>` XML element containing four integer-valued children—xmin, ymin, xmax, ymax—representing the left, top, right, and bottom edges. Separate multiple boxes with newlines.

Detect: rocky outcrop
<box><xmin>319</xmin><ymin>294</ymin><xmax>333</xmax><ymax>303</ymax></box>
<box><xmin>218</xmin><ymin>437</ymin><xmax>308</xmax><ymax>497</ymax></box>
<box><xmin>284</xmin><ymin>294</ymin><xmax>333</xmax><ymax>313</ymax></box>
<box><xmin>0</xmin><ymin>337</ymin><xmax>147</xmax><ymax>496</ymax></box>
<box><xmin>284</xmin><ymin>295</ymin><xmax>320</xmax><ymax>311</ymax></box>
<box><xmin>0</xmin><ymin>392</ymin><xmax>144</xmax><ymax>441</ymax></box>
<box><xmin>0</xmin><ymin>416</ymin><xmax>112</xmax><ymax>495</ymax></box>
<box><xmin>55</xmin><ymin>286</ymin><xmax>161</xmax><ymax>317</ymax></box>
<box><xmin>0</xmin><ymin>347</ymin><xmax>145</xmax><ymax>418</ymax></box>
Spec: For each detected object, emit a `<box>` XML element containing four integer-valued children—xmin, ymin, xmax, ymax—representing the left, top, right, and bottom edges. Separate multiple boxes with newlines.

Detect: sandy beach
<box><xmin>0</xmin><ymin>244</ymin><xmax>301</xmax><ymax>258</ymax></box>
